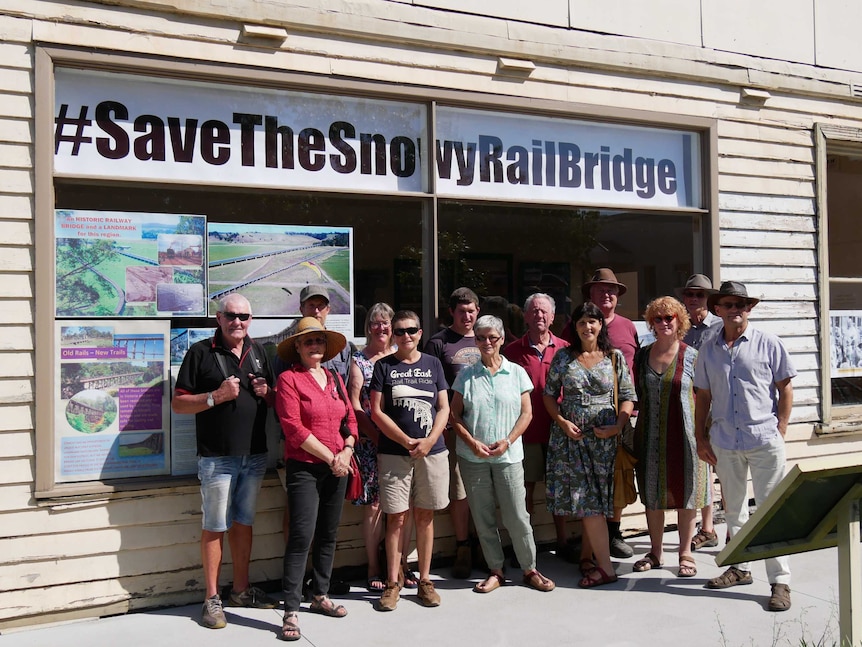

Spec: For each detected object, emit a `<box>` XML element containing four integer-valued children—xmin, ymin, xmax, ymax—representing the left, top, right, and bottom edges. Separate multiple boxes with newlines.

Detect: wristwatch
<box><xmin>206</xmin><ymin>392</ymin><xmax>215</xmax><ymax>408</ymax></box>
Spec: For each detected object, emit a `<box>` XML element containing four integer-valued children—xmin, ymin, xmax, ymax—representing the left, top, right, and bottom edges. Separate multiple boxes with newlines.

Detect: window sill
<box><xmin>34</xmin><ymin>471</ymin><xmax>282</xmax><ymax>506</ymax></box>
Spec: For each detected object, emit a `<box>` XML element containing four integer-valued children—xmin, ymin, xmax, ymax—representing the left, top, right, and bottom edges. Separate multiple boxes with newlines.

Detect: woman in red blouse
<box><xmin>275</xmin><ymin>317</ymin><xmax>358</xmax><ymax>641</ymax></box>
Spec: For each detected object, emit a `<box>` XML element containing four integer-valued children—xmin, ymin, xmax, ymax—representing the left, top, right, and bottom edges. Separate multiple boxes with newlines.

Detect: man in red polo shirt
<box><xmin>504</xmin><ymin>293</ymin><xmax>571</xmax><ymax>557</ymax></box>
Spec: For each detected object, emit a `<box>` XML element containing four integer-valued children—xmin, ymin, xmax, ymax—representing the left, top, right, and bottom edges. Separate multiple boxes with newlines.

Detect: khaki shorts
<box><xmin>446</xmin><ymin>428</ymin><xmax>467</xmax><ymax>501</ymax></box>
<box><xmin>522</xmin><ymin>442</ymin><xmax>548</xmax><ymax>483</ymax></box>
<box><xmin>378</xmin><ymin>451</ymin><xmax>450</xmax><ymax>514</ymax></box>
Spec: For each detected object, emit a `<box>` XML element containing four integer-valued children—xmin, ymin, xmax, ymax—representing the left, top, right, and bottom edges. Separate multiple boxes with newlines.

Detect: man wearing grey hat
<box><xmin>677</xmin><ymin>274</ymin><xmax>722</xmax><ymax>551</ymax></box>
<box><xmin>693</xmin><ymin>281</ymin><xmax>796</xmax><ymax>612</ymax></box>
<box><xmin>677</xmin><ymin>274</ymin><xmax>722</xmax><ymax>351</ymax></box>
<box><xmin>277</xmin><ymin>284</ymin><xmax>353</xmax><ymax>384</ymax></box>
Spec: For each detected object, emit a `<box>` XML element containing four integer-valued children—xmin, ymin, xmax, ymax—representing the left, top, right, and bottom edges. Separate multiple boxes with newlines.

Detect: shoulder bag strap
<box><xmin>212</xmin><ymin>339</ymin><xmax>231</xmax><ymax>381</ymax></box>
<box><xmin>329</xmin><ymin>368</ymin><xmax>352</xmax><ymax>439</ymax></box>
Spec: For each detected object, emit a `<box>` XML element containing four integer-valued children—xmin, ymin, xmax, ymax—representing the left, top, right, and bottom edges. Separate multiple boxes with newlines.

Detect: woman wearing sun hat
<box><xmin>275</xmin><ymin>317</ymin><xmax>358</xmax><ymax>641</ymax></box>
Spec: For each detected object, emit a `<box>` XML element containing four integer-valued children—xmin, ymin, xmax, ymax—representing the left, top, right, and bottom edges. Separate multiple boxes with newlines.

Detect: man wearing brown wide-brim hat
<box><xmin>693</xmin><ymin>280</ymin><xmax>796</xmax><ymax>612</ymax></box>
<box><xmin>706</xmin><ymin>280</ymin><xmax>760</xmax><ymax>315</ymax></box>
<box><xmin>580</xmin><ymin>267</ymin><xmax>628</xmax><ymax>300</ymax></box>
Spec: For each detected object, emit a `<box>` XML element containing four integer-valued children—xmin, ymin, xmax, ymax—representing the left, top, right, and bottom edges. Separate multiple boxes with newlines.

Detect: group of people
<box><xmin>172</xmin><ymin>266</ymin><xmax>797</xmax><ymax>640</ymax></box>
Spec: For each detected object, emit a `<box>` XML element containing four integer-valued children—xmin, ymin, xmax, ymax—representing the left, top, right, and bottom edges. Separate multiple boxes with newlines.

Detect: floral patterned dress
<box><xmin>352</xmin><ymin>350</ymin><xmax>380</xmax><ymax>506</ymax></box>
<box><xmin>544</xmin><ymin>348</ymin><xmax>635</xmax><ymax>518</ymax></box>
<box><xmin>633</xmin><ymin>343</ymin><xmax>710</xmax><ymax>511</ymax></box>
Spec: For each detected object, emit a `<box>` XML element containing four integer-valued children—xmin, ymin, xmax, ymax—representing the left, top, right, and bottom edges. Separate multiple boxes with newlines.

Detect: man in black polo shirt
<box><xmin>172</xmin><ymin>294</ymin><xmax>277</xmax><ymax>629</ymax></box>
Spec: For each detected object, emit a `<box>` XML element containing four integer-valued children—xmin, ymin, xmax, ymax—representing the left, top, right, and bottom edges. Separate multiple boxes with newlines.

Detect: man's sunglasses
<box><xmin>393</xmin><ymin>327</ymin><xmax>420</xmax><ymax>336</ymax></box>
<box><xmin>221</xmin><ymin>311</ymin><xmax>251</xmax><ymax>321</ymax></box>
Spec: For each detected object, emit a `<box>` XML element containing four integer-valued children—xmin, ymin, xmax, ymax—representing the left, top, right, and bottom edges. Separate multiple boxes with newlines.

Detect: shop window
<box><xmin>48</xmin><ymin>182</ymin><xmax>424</xmax><ymax>488</ymax></box>
<box><xmin>825</xmin><ymin>154</ymin><xmax>862</xmax><ymax>409</ymax></box>
<box><xmin>437</xmin><ymin>201</ymin><xmax>702</xmax><ymax>335</ymax></box>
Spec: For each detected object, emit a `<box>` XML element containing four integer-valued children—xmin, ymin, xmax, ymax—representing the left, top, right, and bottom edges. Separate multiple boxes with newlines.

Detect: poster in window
<box><xmin>55</xmin><ymin>210</ymin><xmax>207</xmax><ymax>318</ymax></box>
<box><xmin>830</xmin><ymin>310</ymin><xmax>862</xmax><ymax>377</ymax></box>
<box><xmin>207</xmin><ymin>223</ymin><xmax>354</xmax><ymax>337</ymax></box>
<box><xmin>55</xmin><ymin>320</ymin><xmax>170</xmax><ymax>482</ymax></box>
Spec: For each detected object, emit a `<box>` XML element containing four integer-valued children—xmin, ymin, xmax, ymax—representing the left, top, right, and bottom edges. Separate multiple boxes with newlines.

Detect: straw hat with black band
<box><xmin>277</xmin><ymin>316</ymin><xmax>346</xmax><ymax>364</ymax></box>
<box><xmin>707</xmin><ymin>281</ymin><xmax>761</xmax><ymax>315</ymax></box>
<box><xmin>581</xmin><ymin>268</ymin><xmax>628</xmax><ymax>301</ymax></box>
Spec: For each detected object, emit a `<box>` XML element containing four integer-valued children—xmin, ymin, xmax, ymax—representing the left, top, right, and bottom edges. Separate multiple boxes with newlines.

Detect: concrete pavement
<box><xmin>0</xmin><ymin>523</ymin><xmax>843</xmax><ymax>647</ymax></box>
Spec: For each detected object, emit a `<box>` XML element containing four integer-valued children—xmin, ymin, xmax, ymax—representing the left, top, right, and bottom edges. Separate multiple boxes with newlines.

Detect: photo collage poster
<box><xmin>55</xmin><ymin>210</ymin><xmax>207</xmax><ymax>318</ymax></box>
<box><xmin>55</xmin><ymin>320</ymin><xmax>170</xmax><ymax>482</ymax></box>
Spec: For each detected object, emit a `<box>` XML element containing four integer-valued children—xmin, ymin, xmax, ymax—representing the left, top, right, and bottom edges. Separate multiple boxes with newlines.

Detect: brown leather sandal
<box><xmin>578</xmin><ymin>566</ymin><xmax>618</xmax><ymax>589</ymax></box>
<box><xmin>677</xmin><ymin>556</ymin><xmax>697</xmax><ymax>578</ymax></box>
<box><xmin>633</xmin><ymin>552</ymin><xmax>663</xmax><ymax>572</ymax></box>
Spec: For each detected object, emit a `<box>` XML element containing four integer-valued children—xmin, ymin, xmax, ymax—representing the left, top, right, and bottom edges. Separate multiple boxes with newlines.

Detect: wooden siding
<box><xmin>0</xmin><ymin>0</ymin><xmax>861</xmax><ymax>629</ymax></box>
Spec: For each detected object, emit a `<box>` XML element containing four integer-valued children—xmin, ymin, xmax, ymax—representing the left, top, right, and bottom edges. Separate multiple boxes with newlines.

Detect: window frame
<box><xmin>35</xmin><ymin>46</ymin><xmax>716</xmax><ymax>498</ymax></box>
<box><xmin>815</xmin><ymin>123</ymin><xmax>862</xmax><ymax>434</ymax></box>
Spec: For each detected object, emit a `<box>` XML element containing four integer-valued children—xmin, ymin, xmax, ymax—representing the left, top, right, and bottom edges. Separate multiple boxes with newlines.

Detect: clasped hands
<box><xmin>330</xmin><ymin>449</ymin><xmax>352</xmax><ymax>477</ymax></box>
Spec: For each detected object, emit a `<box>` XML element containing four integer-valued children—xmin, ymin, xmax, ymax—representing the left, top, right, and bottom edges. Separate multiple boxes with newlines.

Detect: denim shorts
<box><xmin>198</xmin><ymin>453</ymin><xmax>267</xmax><ymax>532</ymax></box>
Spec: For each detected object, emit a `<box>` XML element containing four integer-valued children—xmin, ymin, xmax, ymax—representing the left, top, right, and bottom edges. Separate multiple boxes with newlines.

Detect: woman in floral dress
<box><xmin>349</xmin><ymin>303</ymin><xmax>396</xmax><ymax>591</ymax></box>
<box><xmin>543</xmin><ymin>301</ymin><xmax>635</xmax><ymax>588</ymax></box>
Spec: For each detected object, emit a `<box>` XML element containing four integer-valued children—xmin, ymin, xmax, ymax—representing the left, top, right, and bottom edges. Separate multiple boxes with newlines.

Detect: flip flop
<box><xmin>473</xmin><ymin>572</ymin><xmax>504</xmax><ymax>593</ymax></box>
<box><xmin>523</xmin><ymin>569</ymin><xmax>555</xmax><ymax>592</ymax></box>
<box><xmin>633</xmin><ymin>552</ymin><xmax>663</xmax><ymax>572</ymax></box>
<box><xmin>366</xmin><ymin>576</ymin><xmax>385</xmax><ymax>592</ymax></box>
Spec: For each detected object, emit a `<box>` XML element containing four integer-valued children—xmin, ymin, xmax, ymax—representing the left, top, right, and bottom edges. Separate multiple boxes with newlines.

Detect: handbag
<box><xmin>611</xmin><ymin>352</ymin><xmax>638</xmax><ymax>508</ymax></box>
<box><xmin>329</xmin><ymin>369</ymin><xmax>362</xmax><ymax>502</ymax></box>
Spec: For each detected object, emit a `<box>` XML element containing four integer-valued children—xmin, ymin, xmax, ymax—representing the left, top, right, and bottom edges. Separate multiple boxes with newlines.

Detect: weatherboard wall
<box><xmin>1</xmin><ymin>0</ymin><xmax>862</xmax><ymax>628</ymax></box>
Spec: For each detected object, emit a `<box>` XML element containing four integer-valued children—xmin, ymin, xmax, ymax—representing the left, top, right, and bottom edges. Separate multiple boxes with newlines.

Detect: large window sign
<box><xmin>56</xmin><ymin>320</ymin><xmax>170</xmax><ymax>482</ymax></box>
<box><xmin>435</xmin><ymin>107</ymin><xmax>701</xmax><ymax>209</ymax></box>
<box><xmin>54</xmin><ymin>69</ymin><xmax>427</xmax><ymax>193</ymax></box>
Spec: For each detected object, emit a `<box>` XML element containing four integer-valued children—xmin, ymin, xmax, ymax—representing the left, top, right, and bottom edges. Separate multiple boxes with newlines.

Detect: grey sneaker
<box><xmin>378</xmin><ymin>582</ymin><xmax>401</xmax><ymax>612</ymax></box>
<box><xmin>417</xmin><ymin>579</ymin><xmax>441</xmax><ymax>607</ymax></box>
<box><xmin>609</xmin><ymin>535</ymin><xmax>634</xmax><ymax>559</ymax></box>
<box><xmin>201</xmin><ymin>595</ymin><xmax>227</xmax><ymax>629</ymax></box>
<box><xmin>226</xmin><ymin>585</ymin><xmax>277</xmax><ymax>609</ymax></box>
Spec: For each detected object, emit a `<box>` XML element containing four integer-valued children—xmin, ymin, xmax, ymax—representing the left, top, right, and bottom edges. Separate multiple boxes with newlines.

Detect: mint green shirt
<box><xmin>452</xmin><ymin>356</ymin><xmax>533</xmax><ymax>464</ymax></box>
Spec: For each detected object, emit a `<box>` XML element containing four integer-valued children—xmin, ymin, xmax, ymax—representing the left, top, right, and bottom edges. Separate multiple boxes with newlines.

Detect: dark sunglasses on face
<box><xmin>301</xmin><ymin>337</ymin><xmax>327</xmax><ymax>346</ymax></box>
<box><xmin>683</xmin><ymin>290</ymin><xmax>706</xmax><ymax>298</ymax></box>
<box><xmin>719</xmin><ymin>301</ymin><xmax>747</xmax><ymax>311</ymax></box>
<box><xmin>475</xmin><ymin>335</ymin><xmax>501</xmax><ymax>343</ymax></box>
<box><xmin>393</xmin><ymin>326</ymin><xmax>420</xmax><ymax>336</ymax></box>
<box><xmin>652</xmin><ymin>315</ymin><xmax>676</xmax><ymax>324</ymax></box>
<box><xmin>222</xmin><ymin>311</ymin><xmax>251</xmax><ymax>321</ymax></box>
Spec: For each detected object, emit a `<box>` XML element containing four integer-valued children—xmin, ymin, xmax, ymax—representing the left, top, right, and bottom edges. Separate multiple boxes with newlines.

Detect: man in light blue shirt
<box><xmin>694</xmin><ymin>281</ymin><xmax>796</xmax><ymax>612</ymax></box>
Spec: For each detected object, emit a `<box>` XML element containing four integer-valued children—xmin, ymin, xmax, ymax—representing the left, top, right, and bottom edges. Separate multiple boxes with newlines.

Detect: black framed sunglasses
<box><xmin>393</xmin><ymin>326</ymin><xmax>420</xmax><ymax>336</ymax></box>
<box><xmin>221</xmin><ymin>311</ymin><xmax>251</xmax><ymax>321</ymax></box>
